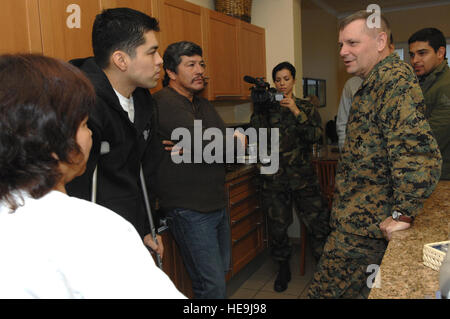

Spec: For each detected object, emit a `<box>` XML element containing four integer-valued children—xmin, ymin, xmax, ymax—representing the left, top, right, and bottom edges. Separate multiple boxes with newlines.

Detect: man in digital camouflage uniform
<box><xmin>307</xmin><ymin>11</ymin><xmax>442</xmax><ymax>299</ymax></box>
<box><xmin>250</xmin><ymin>62</ymin><xmax>331</xmax><ymax>293</ymax></box>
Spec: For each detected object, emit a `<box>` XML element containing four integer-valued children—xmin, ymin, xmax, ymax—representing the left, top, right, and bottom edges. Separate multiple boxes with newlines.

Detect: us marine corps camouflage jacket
<box><xmin>332</xmin><ymin>53</ymin><xmax>442</xmax><ymax>239</ymax></box>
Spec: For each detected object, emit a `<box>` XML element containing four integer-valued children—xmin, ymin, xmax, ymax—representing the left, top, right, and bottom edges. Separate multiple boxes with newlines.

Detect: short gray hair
<box><xmin>339</xmin><ymin>10</ymin><xmax>391</xmax><ymax>41</ymax></box>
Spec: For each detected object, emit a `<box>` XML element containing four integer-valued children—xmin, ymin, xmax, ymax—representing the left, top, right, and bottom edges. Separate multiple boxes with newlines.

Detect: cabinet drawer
<box><xmin>230</xmin><ymin>205</ymin><xmax>261</xmax><ymax>227</ymax></box>
<box><xmin>229</xmin><ymin>193</ymin><xmax>259</xmax><ymax>217</ymax></box>
<box><xmin>231</xmin><ymin>208</ymin><xmax>263</xmax><ymax>240</ymax></box>
<box><xmin>227</xmin><ymin>174</ymin><xmax>256</xmax><ymax>198</ymax></box>
<box><xmin>229</xmin><ymin>187</ymin><xmax>257</xmax><ymax>207</ymax></box>
<box><xmin>231</xmin><ymin>215</ymin><xmax>265</xmax><ymax>274</ymax></box>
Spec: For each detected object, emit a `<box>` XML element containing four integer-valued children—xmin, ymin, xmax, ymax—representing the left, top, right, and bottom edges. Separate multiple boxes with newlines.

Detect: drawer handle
<box><xmin>230</xmin><ymin>207</ymin><xmax>260</xmax><ymax>225</ymax></box>
<box><xmin>215</xmin><ymin>95</ymin><xmax>243</xmax><ymax>98</ymax></box>
<box><xmin>230</xmin><ymin>193</ymin><xmax>257</xmax><ymax>207</ymax></box>
<box><xmin>228</xmin><ymin>178</ymin><xmax>251</xmax><ymax>189</ymax></box>
<box><xmin>228</xmin><ymin>176</ymin><xmax>258</xmax><ymax>189</ymax></box>
<box><xmin>232</xmin><ymin>223</ymin><xmax>262</xmax><ymax>245</ymax></box>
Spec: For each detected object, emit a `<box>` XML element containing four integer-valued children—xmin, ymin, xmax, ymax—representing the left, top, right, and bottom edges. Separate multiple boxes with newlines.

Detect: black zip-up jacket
<box><xmin>66</xmin><ymin>57</ymin><xmax>159</xmax><ymax>238</ymax></box>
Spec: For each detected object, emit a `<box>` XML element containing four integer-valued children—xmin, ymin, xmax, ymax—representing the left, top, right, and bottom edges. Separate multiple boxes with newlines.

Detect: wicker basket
<box><xmin>215</xmin><ymin>0</ymin><xmax>252</xmax><ymax>23</ymax></box>
<box><xmin>423</xmin><ymin>240</ymin><xmax>449</xmax><ymax>271</ymax></box>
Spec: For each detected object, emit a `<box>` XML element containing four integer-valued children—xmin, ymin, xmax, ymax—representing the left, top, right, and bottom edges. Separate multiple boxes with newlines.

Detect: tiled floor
<box><xmin>227</xmin><ymin>243</ymin><xmax>317</xmax><ymax>299</ymax></box>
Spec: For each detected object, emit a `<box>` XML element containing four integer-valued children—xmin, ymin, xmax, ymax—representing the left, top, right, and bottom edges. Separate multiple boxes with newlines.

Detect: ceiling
<box><xmin>310</xmin><ymin>0</ymin><xmax>450</xmax><ymax>18</ymax></box>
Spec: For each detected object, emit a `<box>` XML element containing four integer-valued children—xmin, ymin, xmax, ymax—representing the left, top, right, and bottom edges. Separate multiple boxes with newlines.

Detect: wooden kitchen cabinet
<box><xmin>0</xmin><ymin>0</ymin><xmax>155</xmax><ymax>60</ymax></box>
<box><xmin>239</xmin><ymin>21</ymin><xmax>266</xmax><ymax>99</ymax></box>
<box><xmin>159</xmin><ymin>228</ymin><xmax>193</xmax><ymax>298</ymax></box>
<box><xmin>206</xmin><ymin>10</ymin><xmax>241</xmax><ymax>100</ymax></box>
<box><xmin>38</xmin><ymin>0</ymin><xmax>100</xmax><ymax>61</ymax></box>
<box><xmin>38</xmin><ymin>0</ymin><xmax>155</xmax><ymax>61</ymax></box>
<box><xmin>226</xmin><ymin>168</ymin><xmax>267</xmax><ymax>276</ymax></box>
<box><xmin>150</xmin><ymin>0</ymin><xmax>207</xmax><ymax>95</ymax></box>
<box><xmin>101</xmin><ymin>0</ymin><xmax>152</xmax><ymax>13</ymax></box>
<box><xmin>155</xmin><ymin>0</ymin><xmax>203</xmax><ymax>51</ymax></box>
<box><xmin>0</xmin><ymin>0</ymin><xmax>42</xmax><ymax>55</ymax></box>
<box><xmin>204</xmin><ymin>9</ymin><xmax>266</xmax><ymax>101</ymax></box>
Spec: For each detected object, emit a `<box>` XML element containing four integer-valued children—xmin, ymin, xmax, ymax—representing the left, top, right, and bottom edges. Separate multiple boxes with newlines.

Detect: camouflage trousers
<box><xmin>261</xmin><ymin>183</ymin><xmax>330</xmax><ymax>263</ymax></box>
<box><xmin>307</xmin><ymin>230</ymin><xmax>387</xmax><ymax>299</ymax></box>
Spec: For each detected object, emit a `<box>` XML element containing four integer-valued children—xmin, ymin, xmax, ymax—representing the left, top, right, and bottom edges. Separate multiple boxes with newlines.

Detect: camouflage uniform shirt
<box><xmin>250</xmin><ymin>97</ymin><xmax>322</xmax><ymax>190</ymax></box>
<box><xmin>332</xmin><ymin>53</ymin><xmax>442</xmax><ymax>239</ymax></box>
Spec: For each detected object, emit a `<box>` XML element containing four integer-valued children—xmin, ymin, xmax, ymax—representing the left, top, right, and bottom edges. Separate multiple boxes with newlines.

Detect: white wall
<box><xmin>184</xmin><ymin>0</ymin><xmax>214</xmax><ymax>9</ymax></box>
<box><xmin>301</xmin><ymin>0</ymin><xmax>340</xmax><ymax>136</ymax></box>
<box><xmin>252</xmin><ymin>0</ymin><xmax>303</xmax><ymax>96</ymax></box>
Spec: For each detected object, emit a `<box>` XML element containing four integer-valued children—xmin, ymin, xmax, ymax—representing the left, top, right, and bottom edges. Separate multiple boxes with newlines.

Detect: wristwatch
<box><xmin>392</xmin><ymin>210</ymin><xmax>413</xmax><ymax>223</ymax></box>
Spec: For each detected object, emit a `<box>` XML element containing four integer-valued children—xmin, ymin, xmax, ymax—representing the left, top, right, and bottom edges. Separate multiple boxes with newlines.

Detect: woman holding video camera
<box><xmin>250</xmin><ymin>61</ymin><xmax>330</xmax><ymax>293</ymax></box>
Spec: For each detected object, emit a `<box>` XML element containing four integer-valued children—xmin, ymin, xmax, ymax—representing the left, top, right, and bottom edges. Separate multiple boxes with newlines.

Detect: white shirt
<box><xmin>0</xmin><ymin>191</ymin><xmax>185</xmax><ymax>299</ymax></box>
<box><xmin>336</xmin><ymin>76</ymin><xmax>363</xmax><ymax>151</ymax></box>
<box><xmin>113</xmin><ymin>88</ymin><xmax>135</xmax><ymax>123</ymax></box>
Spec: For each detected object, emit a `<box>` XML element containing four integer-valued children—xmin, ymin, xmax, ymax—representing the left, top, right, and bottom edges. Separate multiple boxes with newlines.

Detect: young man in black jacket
<box><xmin>66</xmin><ymin>8</ymin><xmax>163</xmax><ymax>254</ymax></box>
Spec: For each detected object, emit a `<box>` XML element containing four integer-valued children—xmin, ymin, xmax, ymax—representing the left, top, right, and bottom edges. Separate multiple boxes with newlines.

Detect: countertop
<box><xmin>368</xmin><ymin>181</ymin><xmax>450</xmax><ymax>299</ymax></box>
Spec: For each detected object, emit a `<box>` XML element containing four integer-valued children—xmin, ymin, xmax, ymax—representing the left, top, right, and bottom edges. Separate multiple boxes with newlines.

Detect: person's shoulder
<box><xmin>372</xmin><ymin>57</ymin><xmax>418</xmax><ymax>93</ymax></box>
<box><xmin>50</xmin><ymin>192</ymin><xmax>135</xmax><ymax>229</ymax></box>
<box><xmin>434</xmin><ymin>64</ymin><xmax>450</xmax><ymax>90</ymax></box>
<box><xmin>153</xmin><ymin>86</ymin><xmax>172</xmax><ymax>101</ymax></box>
<box><xmin>346</xmin><ymin>76</ymin><xmax>363</xmax><ymax>87</ymax></box>
<box><xmin>381</xmin><ymin>57</ymin><xmax>415</xmax><ymax>80</ymax></box>
<box><xmin>195</xmin><ymin>93</ymin><xmax>213</xmax><ymax>107</ymax></box>
<box><xmin>70</xmin><ymin>57</ymin><xmax>106</xmax><ymax>86</ymax></box>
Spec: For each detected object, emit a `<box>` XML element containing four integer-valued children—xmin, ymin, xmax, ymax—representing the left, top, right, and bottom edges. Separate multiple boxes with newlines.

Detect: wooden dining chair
<box><xmin>313</xmin><ymin>159</ymin><xmax>337</xmax><ymax>211</ymax></box>
<box><xmin>299</xmin><ymin>159</ymin><xmax>337</xmax><ymax>275</ymax></box>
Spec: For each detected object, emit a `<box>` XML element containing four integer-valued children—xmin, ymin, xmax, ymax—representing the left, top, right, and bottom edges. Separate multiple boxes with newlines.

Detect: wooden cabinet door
<box><xmin>100</xmin><ymin>0</ymin><xmax>151</xmax><ymax>15</ymax></box>
<box><xmin>239</xmin><ymin>21</ymin><xmax>266</xmax><ymax>99</ymax></box>
<box><xmin>0</xmin><ymin>0</ymin><xmax>42</xmax><ymax>54</ymax></box>
<box><xmin>226</xmin><ymin>169</ymin><xmax>267</xmax><ymax>277</ymax></box>
<box><xmin>156</xmin><ymin>0</ymin><xmax>202</xmax><ymax>51</ymax></box>
<box><xmin>150</xmin><ymin>0</ymin><xmax>205</xmax><ymax>94</ymax></box>
<box><xmin>207</xmin><ymin>10</ymin><xmax>241</xmax><ymax>100</ymax></box>
<box><xmin>159</xmin><ymin>229</ymin><xmax>193</xmax><ymax>298</ymax></box>
<box><xmin>38</xmin><ymin>0</ymin><xmax>101</xmax><ymax>61</ymax></box>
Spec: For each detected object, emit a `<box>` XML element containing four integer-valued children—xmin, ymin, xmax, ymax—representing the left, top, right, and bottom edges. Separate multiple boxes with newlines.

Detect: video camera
<box><xmin>243</xmin><ymin>76</ymin><xmax>284</xmax><ymax>110</ymax></box>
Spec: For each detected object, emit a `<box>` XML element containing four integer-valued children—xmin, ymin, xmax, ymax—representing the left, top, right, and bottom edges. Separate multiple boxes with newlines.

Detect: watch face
<box><xmin>393</xmin><ymin>211</ymin><xmax>400</xmax><ymax>220</ymax></box>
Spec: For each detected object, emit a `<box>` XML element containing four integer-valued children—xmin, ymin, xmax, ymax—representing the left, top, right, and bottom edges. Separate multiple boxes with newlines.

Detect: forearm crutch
<box><xmin>140</xmin><ymin>165</ymin><xmax>163</xmax><ymax>269</ymax></box>
<box><xmin>91</xmin><ymin>142</ymin><xmax>110</xmax><ymax>202</ymax></box>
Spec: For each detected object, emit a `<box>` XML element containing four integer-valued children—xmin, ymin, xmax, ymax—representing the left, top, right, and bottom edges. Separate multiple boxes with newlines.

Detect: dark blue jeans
<box><xmin>166</xmin><ymin>207</ymin><xmax>231</xmax><ymax>299</ymax></box>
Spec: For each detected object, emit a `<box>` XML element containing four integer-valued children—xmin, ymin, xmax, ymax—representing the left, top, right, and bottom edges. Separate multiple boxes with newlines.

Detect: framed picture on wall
<box><xmin>302</xmin><ymin>78</ymin><xmax>326</xmax><ymax>107</ymax></box>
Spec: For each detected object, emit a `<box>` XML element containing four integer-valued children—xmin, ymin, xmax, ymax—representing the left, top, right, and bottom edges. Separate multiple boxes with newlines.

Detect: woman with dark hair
<box><xmin>250</xmin><ymin>61</ymin><xmax>330</xmax><ymax>292</ymax></box>
<box><xmin>0</xmin><ymin>54</ymin><xmax>184</xmax><ymax>298</ymax></box>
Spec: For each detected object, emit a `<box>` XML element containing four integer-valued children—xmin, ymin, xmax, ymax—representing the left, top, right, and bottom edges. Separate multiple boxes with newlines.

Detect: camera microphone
<box><xmin>243</xmin><ymin>75</ymin><xmax>258</xmax><ymax>84</ymax></box>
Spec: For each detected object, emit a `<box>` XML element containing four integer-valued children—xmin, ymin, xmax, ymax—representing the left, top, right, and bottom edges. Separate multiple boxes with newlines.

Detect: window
<box><xmin>394</xmin><ymin>48</ymin><xmax>404</xmax><ymax>60</ymax></box>
<box><xmin>447</xmin><ymin>44</ymin><xmax>450</xmax><ymax>67</ymax></box>
<box><xmin>302</xmin><ymin>78</ymin><xmax>326</xmax><ymax>107</ymax></box>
